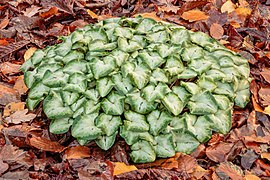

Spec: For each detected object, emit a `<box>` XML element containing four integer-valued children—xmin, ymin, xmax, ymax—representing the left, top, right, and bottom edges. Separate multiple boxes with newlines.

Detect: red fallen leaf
<box><xmin>0</xmin><ymin>39</ymin><xmax>9</xmax><ymax>45</ymax></box>
<box><xmin>0</xmin><ymin>83</ymin><xmax>20</xmax><ymax>106</ymax></box>
<box><xmin>255</xmin><ymin>159</ymin><xmax>270</xmax><ymax>172</ymax></box>
<box><xmin>63</xmin><ymin>146</ymin><xmax>91</xmax><ymax>160</ymax></box>
<box><xmin>206</xmin><ymin>142</ymin><xmax>233</xmax><ymax>163</ymax></box>
<box><xmin>178</xmin><ymin>1</ymin><xmax>209</xmax><ymax>15</ymax></box>
<box><xmin>216</xmin><ymin>162</ymin><xmax>243</xmax><ymax>180</ymax></box>
<box><xmin>181</xmin><ymin>10</ymin><xmax>209</xmax><ymax>22</ymax></box>
<box><xmin>0</xmin><ymin>62</ymin><xmax>21</xmax><ymax>75</ymax></box>
<box><xmin>0</xmin><ymin>145</ymin><xmax>34</xmax><ymax>168</ymax></box>
<box><xmin>5</xmin><ymin>109</ymin><xmax>36</xmax><ymax>124</ymax></box>
<box><xmin>29</xmin><ymin>136</ymin><xmax>65</xmax><ymax>153</ymax></box>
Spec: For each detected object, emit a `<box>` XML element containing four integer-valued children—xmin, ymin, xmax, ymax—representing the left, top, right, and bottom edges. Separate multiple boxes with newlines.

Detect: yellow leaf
<box><xmin>24</xmin><ymin>47</ymin><xmax>37</xmax><ymax>61</ymax></box>
<box><xmin>264</xmin><ymin>105</ymin><xmax>270</xmax><ymax>115</ymax></box>
<box><xmin>87</xmin><ymin>9</ymin><xmax>99</xmax><ymax>19</ymax></box>
<box><xmin>221</xmin><ymin>0</ymin><xmax>236</xmax><ymax>13</ymax></box>
<box><xmin>230</xmin><ymin>21</ymin><xmax>241</xmax><ymax>28</ymax></box>
<box><xmin>235</xmin><ymin>7</ymin><xmax>251</xmax><ymax>17</ymax></box>
<box><xmin>113</xmin><ymin>162</ymin><xmax>138</xmax><ymax>176</ymax></box>
<box><xmin>244</xmin><ymin>174</ymin><xmax>261</xmax><ymax>180</ymax></box>
<box><xmin>181</xmin><ymin>10</ymin><xmax>209</xmax><ymax>22</ymax></box>
<box><xmin>261</xmin><ymin>152</ymin><xmax>270</xmax><ymax>161</ymax></box>
<box><xmin>4</xmin><ymin>102</ymin><xmax>25</xmax><ymax>117</ymax></box>
<box><xmin>134</xmin><ymin>12</ymin><xmax>162</xmax><ymax>22</ymax></box>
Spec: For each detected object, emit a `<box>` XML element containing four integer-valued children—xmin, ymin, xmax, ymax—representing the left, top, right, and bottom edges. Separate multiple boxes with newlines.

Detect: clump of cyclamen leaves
<box><xmin>21</xmin><ymin>17</ymin><xmax>251</xmax><ymax>163</ymax></box>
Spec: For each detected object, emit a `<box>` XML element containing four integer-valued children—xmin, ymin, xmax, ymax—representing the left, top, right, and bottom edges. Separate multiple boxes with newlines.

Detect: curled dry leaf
<box><xmin>0</xmin><ymin>18</ymin><xmax>9</xmax><ymax>30</ymax></box>
<box><xmin>13</xmin><ymin>75</ymin><xmax>28</xmax><ymax>95</ymax></box>
<box><xmin>206</xmin><ymin>142</ymin><xmax>233</xmax><ymax>162</ymax></box>
<box><xmin>260</xmin><ymin>68</ymin><xmax>270</xmax><ymax>84</ymax></box>
<box><xmin>3</xmin><ymin>102</ymin><xmax>25</xmax><ymax>117</ymax></box>
<box><xmin>87</xmin><ymin>9</ymin><xmax>99</xmax><ymax>19</ymax></box>
<box><xmin>210</xmin><ymin>23</ymin><xmax>224</xmax><ymax>39</ymax></box>
<box><xmin>221</xmin><ymin>0</ymin><xmax>236</xmax><ymax>13</ymax></box>
<box><xmin>24</xmin><ymin>47</ymin><xmax>37</xmax><ymax>61</ymax></box>
<box><xmin>64</xmin><ymin>146</ymin><xmax>90</xmax><ymax>160</ymax></box>
<box><xmin>29</xmin><ymin>136</ymin><xmax>65</xmax><ymax>153</ymax></box>
<box><xmin>113</xmin><ymin>162</ymin><xmax>138</xmax><ymax>176</ymax></box>
<box><xmin>5</xmin><ymin>109</ymin><xmax>35</xmax><ymax>124</ymax></box>
<box><xmin>260</xmin><ymin>152</ymin><xmax>270</xmax><ymax>161</ymax></box>
<box><xmin>181</xmin><ymin>10</ymin><xmax>209</xmax><ymax>22</ymax></box>
<box><xmin>39</xmin><ymin>7</ymin><xmax>59</xmax><ymax>19</ymax></box>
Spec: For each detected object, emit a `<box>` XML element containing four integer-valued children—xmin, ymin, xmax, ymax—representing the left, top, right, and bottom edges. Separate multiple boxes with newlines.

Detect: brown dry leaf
<box><xmin>0</xmin><ymin>159</ymin><xmax>8</xmax><ymax>175</ymax></box>
<box><xmin>244</xmin><ymin>174</ymin><xmax>260</xmax><ymax>180</ymax></box>
<box><xmin>23</xmin><ymin>5</ymin><xmax>41</xmax><ymax>17</ymax></box>
<box><xmin>64</xmin><ymin>146</ymin><xmax>90</xmax><ymax>160</ymax></box>
<box><xmin>261</xmin><ymin>152</ymin><xmax>270</xmax><ymax>161</ymax></box>
<box><xmin>3</xmin><ymin>102</ymin><xmax>25</xmax><ymax>117</ymax></box>
<box><xmin>113</xmin><ymin>162</ymin><xmax>138</xmax><ymax>176</ymax></box>
<box><xmin>235</xmin><ymin>7</ymin><xmax>251</xmax><ymax>17</ymax></box>
<box><xmin>134</xmin><ymin>12</ymin><xmax>162</xmax><ymax>22</ymax></box>
<box><xmin>29</xmin><ymin>136</ymin><xmax>65</xmax><ymax>153</ymax></box>
<box><xmin>87</xmin><ymin>9</ymin><xmax>99</xmax><ymax>19</ymax></box>
<box><xmin>24</xmin><ymin>47</ymin><xmax>37</xmax><ymax>61</ymax></box>
<box><xmin>258</xmin><ymin>88</ymin><xmax>270</xmax><ymax>106</ymax></box>
<box><xmin>13</xmin><ymin>75</ymin><xmax>28</xmax><ymax>95</ymax></box>
<box><xmin>0</xmin><ymin>62</ymin><xmax>21</xmax><ymax>75</ymax></box>
<box><xmin>40</xmin><ymin>6</ymin><xmax>59</xmax><ymax>19</ymax></box>
<box><xmin>0</xmin><ymin>18</ymin><xmax>9</xmax><ymax>30</ymax></box>
<box><xmin>178</xmin><ymin>154</ymin><xmax>197</xmax><ymax>173</ymax></box>
<box><xmin>191</xmin><ymin>165</ymin><xmax>207</xmax><ymax>179</ymax></box>
<box><xmin>0</xmin><ymin>84</ymin><xmax>20</xmax><ymax>106</ymax></box>
<box><xmin>244</xmin><ymin>134</ymin><xmax>270</xmax><ymax>144</ymax></box>
<box><xmin>206</xmin><ymin>142</ymin><xmax>233</xmax><ymax>162</ymax></box>
<box><xmin>221</xmin><ymin>0</ymin><xmax>236</xmax><ymax>13</ymax></box>
<box><xmin>216</xmin><ymin>162</ymin><xmax>243</xmax><ymax>180</ymax></box>
<box><xmin>181</xmin><ymin>10</ymin><xmax>209</xmax><ymax>22</ymax></box>
<box><xmin>210</xmin><ymin>23</ymin><xmax>224</xmax><ymax>39</ymax></box>
<box><xmin>5</xmin><ymin>109</ymin><xmax>35</xmax><ymax>124</ymax></box>
<box><xmin>260</xmin><ymin>68</ymin><xmax>270</xmax><ymax>84</ymax></box>
<box><xmin>252</xmin><ymin>96</ymin><xmax>263</xmax><ymax>113</ymax></box>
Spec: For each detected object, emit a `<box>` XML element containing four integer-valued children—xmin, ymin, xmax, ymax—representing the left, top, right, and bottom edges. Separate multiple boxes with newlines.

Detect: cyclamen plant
<box><xmin>21</xmin><ymin>17</ymin><xmax>251</xmax><ymax>163</ymax></box>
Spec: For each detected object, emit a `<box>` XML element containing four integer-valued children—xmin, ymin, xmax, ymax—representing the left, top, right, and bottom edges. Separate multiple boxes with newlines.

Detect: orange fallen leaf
<box><xmin>0</xmin><ymin>62</ymin><xmax>21</xmax><ymax>75</ymax></box>
<box><xmin>24</xmin><ymin>47</ymin><xmax>37</xmax><ymax>61</ymax></box>
<box><xmin>5</xmin><ymin>109</ymin><xmax>35</xmax><ymax>124</ymax></box>
<box><xmin>0</xmin><ymin>39</ymin><xmax>9</xmax><ymax>45</ymax></box>
<box><xmin>87</xmin><ymin>9</ymin><xmax>99</xmax><ymax>19</ymax></box>
<box><xmin>181</xmin><ymin>10</ymin><xmax>209</xmax><ymax>22</ymax></box>
<box><xmin>263</xmin><ymin>105</ymin><xmax>270</xmax><ymax>116</ymax></box>
<box><xmin>244</xmin><ymin>174</ymin><xmax>261</xmax><ymax>180</ymax></box>
<box><xmin>221</xmin><ymin>0</ymin><xmax>236</xmax><ymax>13</ymax></box>
<box><xmin>261</xmin><ymin>152</ymin><xmax>270</xmax><ymax>161</ymax></box>
<box><xmin>235</xmin><ymin>7</ymin><xmax>251</xmax><ymax>17</ymax></box>
<box><xmin>230</xmin><ymin>21</ymin><xmax>241</xmax><ymax>28</ymax></box>
<box><xmin>64</xmin><ymin>146</ymin><xmax>90</xmax><ymax>160</ymax></box>
<box><xmin>210</xmin><ymin>23</ymin><xmax>224</xmax><ymax>39</ymax></box>
<box><xmin>113</xmin><ymin>162</ymin><xmax>138</xmax><ymax>176</ymax></box>
<box><xmin>191</xmin><ymin>165</ymin><xmax>207</xmax><ymax>179</ymax></box>
<box><xmin>29</xmin><ymin>136</ymin><xmax>65</xmax><ymax>153</ymax></box>
<box><xmin>134</xmin><ymin>12</ymin><xmax>162</xmax><ymax>22</ymax></box>
<box><xmin>3</xmin><ymin>102</ymin><xmax>25</xmax><ymax>117</ymax></box>
<box><xmin>40</xmin><ymin>6</ymin><xmax>58</xmax><ymax>19</ymax></box>
<box><xmin>238</xmin><ymin>0</ymin><xmax>249</xmax><ymax>7</ymax></box>
<box><xmin>14</xmin><ymin>75</ymin><xmax>28</xmax><ymax>95</ymax></box>
<box><xmin>252</xmin><ymin>96</ymin><xmax>263</xmax><ymax>113</ymax></box>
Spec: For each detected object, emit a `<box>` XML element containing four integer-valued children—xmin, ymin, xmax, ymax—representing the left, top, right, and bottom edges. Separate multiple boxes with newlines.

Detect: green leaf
<box><xmin>71</xmin><ymin>113</ymin><xmax>102</xmax><ymax>140</ymax></box>
<box><xmin>42</xmin><ymin>70</ymin><xmax>69</xmax><ymax>88</ymax></box>
<box><xmin>31</xmin><ymin>49</ymin><xmax>45</xmax><ymax>65</ymax></box>
<box><xmin>112</xmin><ymin>73</ymin><xmax>133</xmax><ymax>94</ymax></box>
<box><xmin>96</xmin><ymin>113</ymin><xmax>122</xmax><ymax>136</ymax></box>
<box><xmin>138</xmin><ymin>51</ymin><xmax>166</xmax><ymax>70</ymax></box>
<box><xmin>189</xmin><ymin>59</ymin><xmax>212</xmax><ymax>75</ymax></box>
<box><xmin>164</xmin><ymin>56</ymin><xmax>184</xmax><ymax>76</ymax></box>
<box><xmin>24</xmin><ymin>70</ymin><xmax>37</xmax><ymax>88</ymax></box>
<box><xmin>147</xmin><ymin>110</ymin><xmax>172</xmax><ymax>136</ymax></box>
<box><xmin>95</xmin><ymin>131</ymin><xmax>118</xmax><ymax>150</ymax></box>
<box><xmin>154</xmin><ymin>134</ymin><xmax>175</xmax><ymax>158</ymax></box>
<box><xmin>118</xmin><ymin>37</ymin><xmax>143</xmax><ymax>53</ymax></box>
<box><xmin>146</xmin><ymin>30</ymin><xmax>169</xmax><ymax>43</ymax></box>
<box><xmin>162</xmin><ymin>92</ymin><xmax>183</xmax><ymax>116</ymax></box>
<box><xmin>142</xmin><ymin>83</ymin><xmax>170</xmax><ymax>102</ymax></box>
<box><xmin>90</xmin><ymin>56</ymin><xmax>116</xmax><ymax>79</ymax></box>
<box><xmin>207</xmin><ymin>109</ymin><xmax>232</xmax><ymax>134</ymax></box>
<box><xmin>213</xmin><ymin>82</ymin><xmax>235</xmax><ymax>99</ymax></box>
<box><xmin>130</xmin><ymin>140</ymin><xmax>156</xmax><ymax>163</ymax></box>
<box><xmin>63</xmin><ymin>60</ymin><xmax>88</xmax><ymax>74</ymax></box>
<box><xmin>34</xmin><ymin>63</ymin><xmax>62</xmax><ymax>80</ymax></box>
<box><xmin>28</xmin><ymin>82</ymin><xmax>50</xmax><ymax>99</ymax></box>
<box><xmin>84</xmin><ymin>99</ymin><xmax>100</xmax><ymax>114</ymax></box>
<box><xmin>123</xmin><ymin>110</ymin><xmax>149</xmax><ymax>132</ymax></box>
<box><xmin>120</xmin><ymin>126</ymin><xmax>154</xmax><ymax>145</ymax></box>
<box><xmin>60</xmin><ymin>91</ymin><xmax>80</xmax><ymax>106</ymax></box>
<box><xmin>235</xmin><ymin>89</ymin><xmax>250</xmax><ymax>108</ymax></box>
<box><xmin>49</xmin><ymin>118</ymin><xmax>73</xmax><ymax>134</ymax></box>
<box><xmin>20</xmin><ymin>59</ymin><xmax>34</xmax><ymax>73</ymax></box>
<box><xmin>181</xmin><ymin>82</ymin><xmax>200</xmax><ymax>95</ymax></box>
<box><xmin>26</xmin><ymin>98</ymin><xmax>42</xmax><ymax>111</ymax></box>
<box><xmin>43</xmin><ymin>91</ymin><xmax>73</xmax><ymax>119</ymax></box>
<box><xmin>63</xmin><ymin>73</ymin><xmax>87</xmax><ymax>93</ymax></box>
<box><xmin>111</xmin><ymin>50</ymin><xmax>129</xmax><ymax>66</ymax></box>
<box><xmin>84</xmin><ymin>28</ymin><xmax>108</xmax><ymax>42</ymax></box>
<box><xmin>126</xmin><ymin>91</ymin><xmax>157</xmax><ymax>114</ymax></box>
<box><xmin>83</xmin><ymin>89</ymin><xmax>99</xmax><ymax>101</ymax></box>
<box><xmin>178</xmin><ymin>68</ymin><xmax>197</xmax><ymax>79</ymax></box>
<box><xmin>188</xmin><ymin>91</ymin><xmax>218</xmax><ymax>115</ymax></box>
<box><xmin>170</xmin><ymin>28</ymin><xmax>190</xmax><ymax>45</ymax></box>
<box><xmin>62</xmin><ymin>50</ymin><xmax>84</xmax><ymax>64</ymax></box>
<box><xmin>181</xmin><ymin>46</ymin><xmax>204</xmax><ymax>62</ymax></box>
<box><xmin>114</xmin><ymin>27</ymin><xmax>133</xmax><ymax>39</ymax></box>
<box><xmin>54</xmin><ymin>38</ymin><xmax>72</xmax><ymax>56</ymax></box>
<box><xmin>197</xmin><ymin>76</ymin><xmax>217</xmax><ymax>92</ymax></box>
<box><xmin>101</xmin><ymin>91</ymin><xmax>125</xmax><ymax>115</ymax></box>
<box><xmin>136</xmin><ymin>18</ymin><xmax>157</xmax><ymax>34</ymax></box>
<box><xmin>172</xmin><ymin>130</ymin><xmax>200</xmax><ymax>154</ymax></box>
<box><xmin>157</xmin><ymin>44</ymin><xmax>182</xmax><ymax>58</ymax></box>
<box><xmin>128</xmin><ymin>64</ymin><xmax>150</xmax><ymax>89</ymax></box>
<box><xmin>88</xmin><ymin>40</ymin><xmax>117</xmax><ymax>51</ymax></box>
<box><xmin>150</xmin><ymin>68</ymin><xmax>169</xmax><ymax>84</ymax></box>
<box><xmin>96</xmin><ymin>77</ymin><xmax>114</xmax><ymax>97</ymax></box>
<box><xmin>172</xmin><ymin>86</ymin><xmax>191</xmax><ymax>104</ymax></box>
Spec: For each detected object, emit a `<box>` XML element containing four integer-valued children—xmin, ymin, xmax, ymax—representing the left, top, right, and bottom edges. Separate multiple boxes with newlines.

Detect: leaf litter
<box><xmin>0</xmin><ymin>0</ymin><xmax>269</xmax><ymax>179</ymax></box>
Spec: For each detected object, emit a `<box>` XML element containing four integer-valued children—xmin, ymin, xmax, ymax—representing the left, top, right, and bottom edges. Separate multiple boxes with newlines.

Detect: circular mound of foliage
<box><xmin>21</xmin><ymin>17</ymin><xmax>250</xmax><ymax>163</ymax></box>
